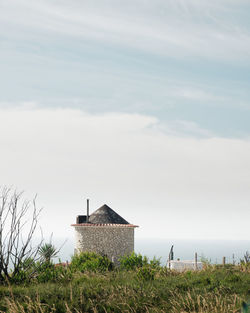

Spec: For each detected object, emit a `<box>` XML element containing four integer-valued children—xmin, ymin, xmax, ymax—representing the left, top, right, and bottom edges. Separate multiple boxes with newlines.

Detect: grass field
<box><xmin>0</xmin><ymin>254</ymin><xmax>249</xmax><ymax>313</ymax></box>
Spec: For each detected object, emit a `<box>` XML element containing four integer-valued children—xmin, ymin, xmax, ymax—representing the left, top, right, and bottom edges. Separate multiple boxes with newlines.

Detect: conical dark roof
<box><xmin>89</xmin><ymin>204</ymin><xmax>129</xmax><ymax>224</ymax></box>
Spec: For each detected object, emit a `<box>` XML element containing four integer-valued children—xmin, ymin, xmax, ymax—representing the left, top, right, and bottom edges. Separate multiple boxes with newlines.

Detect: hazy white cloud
<box><xmin>0</xmin><ymin>107</ymin><xmax>249</xmax><ymax>240</ymax></box>
<box><xmin>1</xmin><ymin>0</ymin><xmax>250</xmax><ymax>62</ymax></box>
<box><xmin>1</xmin><ymin>0</ymin><xmax>250</xmax><ymax>135</ymax></box>
<box><xmin>177</xmin><ymin>88</ymin><xmax>223</xmax><ymax>102</ymax></box>
<box><xmin>156</xmin><ymin>120</ymin><xmax>213</xmax><ymax>137</ymax></box>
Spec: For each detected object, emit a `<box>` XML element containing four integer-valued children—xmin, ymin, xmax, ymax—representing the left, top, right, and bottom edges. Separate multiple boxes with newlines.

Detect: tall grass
<box><xmin>169</xmin><ymin>291</ymin><xmax>242</xmax><ymax>313</ymax></box>
<box><xmin>0</xmin><ymin>289</ymin><xmax>244</xmax><ymax>313</ymax></box>
<box><xmin>0</xmin><ymin>253</ymin><xmax>249</xmax><ymax>312</ymax></box>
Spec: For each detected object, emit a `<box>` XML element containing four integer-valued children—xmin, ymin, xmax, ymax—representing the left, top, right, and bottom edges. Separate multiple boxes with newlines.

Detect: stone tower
<box><xmin>71</xmin><ymin>203</ymin><xmax>138</xmax><ymax>264</ymax></box>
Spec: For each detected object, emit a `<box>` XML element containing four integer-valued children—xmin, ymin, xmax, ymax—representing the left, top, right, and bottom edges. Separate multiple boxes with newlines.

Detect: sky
<box><xmin>0</xmin><ymin>0</ymin><xmax>250</xmax><ymax>242</ymax></box>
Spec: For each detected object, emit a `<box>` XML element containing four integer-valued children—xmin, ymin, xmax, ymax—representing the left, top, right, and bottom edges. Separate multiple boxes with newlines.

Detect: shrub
<box><xmin>70</xmin><ymin>252</ymin><xmax>113</xmax><ymax>273</ymax></box>
<box><xmin>137</xmin><ymin>265</ymin><xmax>156</xmax><ymax>281</ymax></box>
<box><xmin>10</xmin><ymin>258</ymin><xmax>38</xmax><ymax>284</ymax></box>
<box><xmin>36</xmin><ymin>262</ymin><xmax>59</xmax><ymax>283</ymax></box>
<box><xmin>149</xmin><ymin>256</ymin><xmax>161</xmax><ymax>268</ymax></box>
<box><xmin>119</xmin><ymin>252</ymin><xmax>147</xmax><ymax>270</ymax></box>
<box><xmin>119</xmin><ymin>252</ymin><xmax>160</xmax><ymax>270</ymax></box>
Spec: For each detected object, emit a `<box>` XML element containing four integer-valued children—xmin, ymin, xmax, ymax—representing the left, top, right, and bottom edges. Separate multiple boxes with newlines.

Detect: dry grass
<box><xmin>0</xmin><ymin>264</ymin><xmax>249</xmax><ymax>313</ymax></box>
<box><xmin>1</xmin><ymin>297</ymin><xmax>53</xmax><ymax>313</ymax></box>
<box><xmin>169</xmin><ymin>290</ymin><xmax>242</xmax><ymax>313</ymax></box>
<box><xmin>0</xmin><ymin>290</ymin><xmax>244</xmax><ymax>313</ymax></box>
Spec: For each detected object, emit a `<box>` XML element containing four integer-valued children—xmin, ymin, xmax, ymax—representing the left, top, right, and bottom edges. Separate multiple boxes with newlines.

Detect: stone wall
<box><xmin>74</xmin><ymin>225</ymin><xmax>134</xmax><ymax>264</ymax></box>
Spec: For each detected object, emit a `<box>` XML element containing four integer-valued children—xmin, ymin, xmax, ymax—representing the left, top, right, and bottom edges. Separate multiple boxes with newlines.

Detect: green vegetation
<box><xmin>0</xmin><ymin>187</ymin><xmax>248</xmax><ymax>311</ymax></box>
<box><xmin>38</xmin><ymin>243</ymin><xmax>59</xmax><ymax>263</ymax></box>
<box><xmin>0</xmin><ymin>252</ymin><xmax>249</xmax><ymax>313</ymax></box>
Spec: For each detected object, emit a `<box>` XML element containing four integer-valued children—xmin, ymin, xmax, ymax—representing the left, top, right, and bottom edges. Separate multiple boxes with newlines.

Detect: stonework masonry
<box><xmin>74</xmin><ymin>225</ymin><xmax>134</xmax><ymax>264</ymax></box>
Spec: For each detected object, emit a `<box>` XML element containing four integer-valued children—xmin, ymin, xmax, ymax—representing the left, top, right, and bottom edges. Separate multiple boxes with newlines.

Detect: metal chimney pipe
<box><xmin>86</xmin><ymin>199</ymin><xmax>89</xmax><ymax>223</ymax></box>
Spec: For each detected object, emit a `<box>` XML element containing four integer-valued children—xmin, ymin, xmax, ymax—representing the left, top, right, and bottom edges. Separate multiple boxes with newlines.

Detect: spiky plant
<box><xmin>38</xmin><ymin>243</ymin><xmax>58</xmax><ymax>263</ymax></box>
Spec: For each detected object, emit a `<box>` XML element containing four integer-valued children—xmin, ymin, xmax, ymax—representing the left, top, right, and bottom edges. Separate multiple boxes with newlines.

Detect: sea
<box><xmin>55</xmin><ymin>238</ymin><xmax>250</xmax><ymax>265</ymax></box>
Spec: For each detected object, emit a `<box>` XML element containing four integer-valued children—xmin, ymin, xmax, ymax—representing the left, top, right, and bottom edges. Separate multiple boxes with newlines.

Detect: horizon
<box><xmin>50</xmin><ymin>236</ymin><xmax>250</xmax><ymax>264</ymax></box>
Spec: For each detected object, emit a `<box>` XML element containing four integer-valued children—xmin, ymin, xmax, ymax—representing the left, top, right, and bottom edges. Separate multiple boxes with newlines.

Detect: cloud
<box><xmin>1</xmin><ymin>0</ymin><xmax>250</xmax><ymax>135</ymax></box>
<box><xmin>1</xmin><ymin>0</ymin><xmax>250</xmax><ymax>62</ymax></box>
<box><xmin>156</xmin><ymin>120</ymin><xmax>213</xmax><ymax>137</ymax></box>
<box><xmin>0</xmin><ymin>107</ymin><xmax>249</xmax><ymax>240</ymax></box>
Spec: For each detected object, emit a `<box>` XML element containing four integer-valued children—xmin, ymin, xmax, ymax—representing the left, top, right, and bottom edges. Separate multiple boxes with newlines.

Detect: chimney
<box><xmin>86</xmin><ymin>199</ymin><xmax>89</xmax><ymax>223</ymax></box>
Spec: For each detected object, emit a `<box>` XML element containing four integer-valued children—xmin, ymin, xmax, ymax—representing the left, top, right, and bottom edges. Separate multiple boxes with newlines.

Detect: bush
<box><xmin>70</xmin><ymin>252</ymin><xmax>113</xmax><ymax>273</ymax></box>
<box><xmin>137</xmin><ymin>266</ymin><xmax>156</xmax><ymax>281</ymax></box>
<box><xmin>119</xmin><ymin>252</ymin><xmax>147</xmax><ymax>270</ymax></box>
<box><xmin>149</xmin><ymin>256</ymin><xmax>161</xmax><ymax>268</ymax></box>
<box><xmin>119</xmin><ymin>252</ymin><xmax>160</xmax><ymax>270</ymax></box>
<box><xmin>35</xmin><ymin>261</ymin><xmax>65</xmax><ymax>283</ymax></box>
